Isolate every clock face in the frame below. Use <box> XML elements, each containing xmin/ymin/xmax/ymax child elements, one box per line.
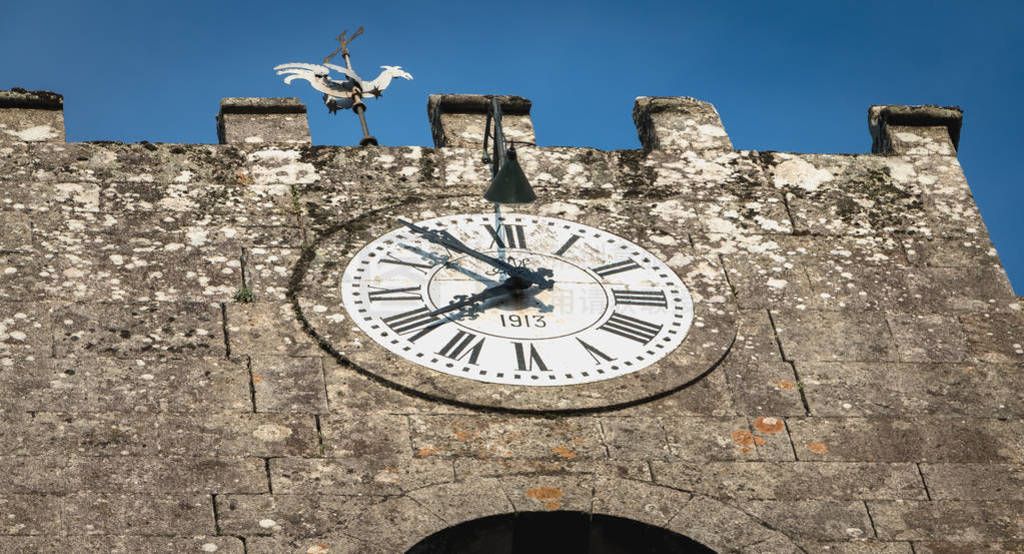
<box><xmin>340</xmin><ymin>213</ymin><xmax>694</xmax><ymax>386</ymax></box>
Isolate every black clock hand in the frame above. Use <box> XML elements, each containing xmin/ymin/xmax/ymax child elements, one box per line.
<box><xmin>397</xmin><ymin>219</ymin><xmax>554</xmax><ymax>290</ymax></box>
<box><xmin>428</xmin><ymin>281</ymin><xmax>516</xmax><ymax>317</ymax></box>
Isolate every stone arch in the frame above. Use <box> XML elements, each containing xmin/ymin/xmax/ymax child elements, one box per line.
<box><xmin>340</xmin><ymin>474</ymin><xmax>801</xmax><ymax>553</ymax></box>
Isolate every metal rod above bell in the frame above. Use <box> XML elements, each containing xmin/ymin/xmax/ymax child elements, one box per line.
<box><xmin>482</xmin><ymin>97</ymin><xmax>536</xmax><ymax>204</ymax></box>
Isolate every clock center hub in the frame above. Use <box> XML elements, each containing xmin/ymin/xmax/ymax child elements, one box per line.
<box><xmin>425</xmin><ymin>252</ymin><xmax>609</xmax><ymax>340</ymax></box>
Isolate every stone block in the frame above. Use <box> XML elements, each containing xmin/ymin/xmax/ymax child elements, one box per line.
<box><xmin>405</xmin><ymin>477</ymin><xmax>513</xmax><ymax>525</ymax></box>
<box><xmin>428</xmin><ymin>94</ymin><xmax>534</xmax><ymax>148</ymax></box>
<box><xmin>453</xmin><ymin>458</ymin><xmax>650</xmax><ymax>481</ymax></box>
<box><xmin>0</xmin><ymin>301</ymin><xmax>51</xmax><ymax>361</ymax></box>
<box><xmin>498</xmin><ymin>473</ymin><xmax>595</xmax><ymax>513</ymax></box>
<box><xmin>3</xmin><ymin>356</ymin><xmax>251</xmax><ymax>413</ymax></box>
<box><xmin>724</xmin><ymin>361</ymin><xmax>807</xmax><ymax>417</ymax></box>
<box><xmin>217</xmin><ymin>97</ymin><xmax>310</xmax><ymax>145</ymax></box>
<box><xmin>252</xmin><ymin>356</ymin><xmax>328</xmax><ymax>413</ymax></box>
<box><xmin>0</xmin><ymin>89</ymin><xmax>64</xmax><ymax>142</ymax></box>
<box><xmin>215</xmin><ymin>493</ymin><xmax>388</xmax><ymax>538</ymax></box>
<box><xmin>869</xmin><ymin>500</ymin><xmax>1024</xmax><ymax>540</ymax></box>
<box><xmin>154</xmin><ymin>413</ymin><xmax>318</xmax><ymax>457</ymax></box>
<box><xmin>772</xmin><ymin>309</ymin><xmax>897</xmax><ymax>362</ymax></box>
<box><xmin>53</xmin><ymin>302</ymin><xmax>225</xmax><ymax>359</ymax></box>
<box><xmin>633</xmin><ymin>96</ymin><xmax>732</xmax><ymax>151</ymax></box>
<box><xmin>408</xmin><ymin>415</ymin><xmax>606</xmax><ymax>460</ymax></box>
<box><xmin>66</xmin><ymin>456</ymin><xmax>268</xmax><ymax>494</ymax></box>
<box><xmin>796</xmin><ymin>543</ymin><xmax>913</xmax><ymax>554</ymax></box>
<box><xmin>321</xmin><ymin>413</ymin><xmax>411</xmax><ymax>460</ymax></box>
<box><xmin>0</xmin><ymin>494</ymin><xmax>61</xmax><ymax>534</ymax></box>
<box><xmin>270</xmin><ymin>457</ymin><xmax>453</xmax><ymax>495</ymax></box>
<box><xmin>0</xmin><ymin>457</ymin><xmax>66</xmax><ymax>493</ymax></box>
<box><xmin>225</xmin><ymin>302</ymin><xmax>318</xmax><ymax>357</ymax></box>
<box><xmin>912</xmin><ymin>541</ymin><xmax>1024</xmax><ymax>553</ymax></box>
<box><xmin>920</xmin><ymin>463</ymin><xmax>1024</xmax><ymax>501</ymax></box>
<box><xmin>659</xmin><ymin>416</ymin><xmax>791</xmax><ymax>461</ymax></box>
<box><xmin>787</xmin><ymin>417</ymin><xmax>1023</xmax><ymax>463</ymax></box>
<box><xmin>739</xmin><ymin>500</ymin><xmax>874</xmax><ymax>540</ymax></box>
<box><xmin>650</xmin><ymin>461</ymin><xmax>926</xmax><ymax>500</ymax></box>
<box><xmin>323</xmin><ymin>357</ymin><xmax>475</xmax><ymax>415</ymax></box>
<box><xmin>600</xmin><ymin>417</ymin><xmax>670</xmax><ymax>460</ymax></box>
<box><xmin>887</xmin><ymin>314</ymin><xmax>968</xmax><ymax>363</ymax></box>
<box><xmin>798</xmin><ymin>362</ymin><xmax>1024</xmax><ymax>418</ymax></box>
<box><xmin>960</xmin><ymin>312</ymin><xmax>1024</xmax><ymax>363</ymax></box>
<box><xmin>766</xmin><ymin>153</ymin><xmax>926</xmax><ymax>236</ymax></box>
<box><xmin>246</xmin><ymin>536</ymin><xmax>371</xmax><ymax>554</ymax></box>
<box><xmin>900</xmin><ymin>235</ymin><xmax>1001</xmax><ymax>268</ymax></box>
<box><xmin>60</xmin><ymin>493</ymin><xmax>214</xmax><ymax>535</ymax></box>
<box><xmin>122</xmin><ymin>536</ymin><xmax>246</xmax><ymax>554</ymax></box>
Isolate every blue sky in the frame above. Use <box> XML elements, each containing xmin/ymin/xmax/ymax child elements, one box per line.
<box><xmin>4</xmin><ymin>0</ymin><xmax>1021</xmax><ymax>293</ymax></box>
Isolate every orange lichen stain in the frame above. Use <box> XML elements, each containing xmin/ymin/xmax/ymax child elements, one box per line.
<box><xmin>551</xmin><ymin>446</ymin><xmax>578</xmax><ymax>459</ymax></box>
<box><xmin>570</xmin><ymin>437</ymin><xmax>585</xmax><ymax>444</ymax></box>
<box><xmin>384</xmin><ymin>465</ymin><xmax>398</xmax><ymax>473</ymax></box>
<box><xmin>453</xmin><ymin>427</ymin><xmax>474</xmax><ymax>441</ymax></box>
<box><xmin>732</xmin><ymin>430</ymin><xmax>766</xmax><ymax>448</ymax></box>
<box><xmin>417</xmin><ymin>446</ymin><xmax>440</xmax><ymax>458</ymax></box>
<box><xmin>235</xmin><ymin>172</ymin><xmax>252</xmax><ymax>185</ymax></box>
<box><xmin>252</xmin><ymin>374</ymin><xmax>263</xmax><ymax>384</ymax></box>
<box><xmin>806</xmin><ymin>442</ymin><xmax>829</xmax><ymax>454</ymax></box>
<box><xmin>526</xmin><ymin>486</ymin><xmax>563</xmax><ymax>504</ymax></box>
<box><xmin>544</xmin><ymin>501</ymin><xmax>561</xmax><ymax>510</ymax></box>
<box><xmin>306</xmin><ymin>543</ymin><xmax>330</xmax><ymax>554</ymax></box>
<box><xmin>775</xmin><ymin>380</ymin><xmax>796</xmax><ymax>390</ymax></box>
<box><xmin>753</xmin><ymin>417</ymin><xmax>785</xmax><ymax>435</ymax></box>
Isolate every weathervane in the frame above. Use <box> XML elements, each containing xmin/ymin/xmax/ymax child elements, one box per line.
<box><xmin>274</xmin><ymin>27</ymin><xmax>412</xmax><ymax>146</ymax></box>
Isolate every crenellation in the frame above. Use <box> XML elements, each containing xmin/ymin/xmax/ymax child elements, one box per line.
<box><xmin>633</xmin><ymin>96</ymin><xmax>733</xmax><ymax>152</ymax></box>
<box><xmin>217</xmin><ymin>97</ymin><xmax>311</xmax><ymax>145</ymax></box>
<box><xmin>0</xmin><ymin>89</ymin><xmax>65</xmax><ymax>143</ymax></box>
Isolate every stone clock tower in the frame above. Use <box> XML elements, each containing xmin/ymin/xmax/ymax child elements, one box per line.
<box><xmin>0</xmin><ymin>88</ymin><xmax>1021</xmax><ymax>552</ymax></box>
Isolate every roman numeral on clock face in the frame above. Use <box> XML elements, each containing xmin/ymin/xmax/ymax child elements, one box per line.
<box><xmin>553</xmin><ymin>234</ymin><xmax>580</xmax><ymax>256</ymax></box>
<box><xmin>367</xmin><ymin>286</ymin><xmax>422</xmax><ymax>302</ymax></box>
<box><xmin>611</xmin><ymin>289</ymin><xmax>668</xmax><ymax>308</ymax></box>
<box><xmin>436</xmin><ymin>330</ymin><xmax>485</xmax><ymax>364</ymax></box>
<box><xmin>599</xmin><ymin>312</ymin><xmax>662</xmax><ymax>344</ymax></box>
<box><xmin>382</xmin><ymin>307</ymin><xmax>443</xmax><ymax>342</ymax></box>
<box><xmin>514</xmin><ymin>342</ymin><xmax>549</xmax><ymax>372</ymax></box>
<box><xmin>380</xmin><ymin>254</ymin><xmax>435</xmax><ymax>274</ymax></box>
<box><xmin>483</xmin><ymin>224</ymin><xmax>527</xmax><ymax>249</ymax></box>
<box><xmin>577</xmin><ymin>338</ymin><xmax>614</xmax><ymax>363</ymax></box>
<box><xmin>592</xmin><ymin>259</ymin><xmax>641</xmax><ymax>278</ymax></box>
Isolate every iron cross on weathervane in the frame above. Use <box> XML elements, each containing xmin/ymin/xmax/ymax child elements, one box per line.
<box><xmin>274</xmin><ymin>27</ymin><xmax>413</xmax><ymax>146</ymax></box>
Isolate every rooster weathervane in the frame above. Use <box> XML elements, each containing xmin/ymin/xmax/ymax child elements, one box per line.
<box><xmin>275</xmin><ymin>27</ymin><xmax>412</xmax><ymax>146</ymax></box>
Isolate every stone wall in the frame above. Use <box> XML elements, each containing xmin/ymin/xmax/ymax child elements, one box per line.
<box><xmin>0</xmin><ymin>89</ymin><xmax>1021</xmax><ymax>553</ymax></box>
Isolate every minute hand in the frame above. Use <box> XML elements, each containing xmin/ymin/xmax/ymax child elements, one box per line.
<box><xmin>397</xmin><ymin>219</ymin><xmax>553</xmax><ymax>289</ymax></box>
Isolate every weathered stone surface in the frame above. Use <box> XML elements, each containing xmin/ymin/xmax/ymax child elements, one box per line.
<box><xmin>408</xmin><ymin>415</ymin><xmax>606</xmax><ymax>460</ymax></box>
<box><xmin>773</xmin><ymin>309</ymin><xmax>897</xmax><ymax>362</ymax></box>
<box><xmin>0</xmin><ymin>494</ymin><xmax>61</xmax><ymax>534</ymax></box>
<box><xmin>252</xmin><ymin>355</ymin><xmax>328</xmax><ymax>413</ymax></box>
<box><xmin>887</xmin><ymin>314</ymin><xmax>968</xmax><ymax>362</ymax></box>
<box><xmin>53</xmin><ymin>302</ymin><xmax>225</xmax><ymax>359</ymax></box>
<box><xmin>271</xmin><ymin>457</ymin><xmax>453</xmax><ymax>495</ymax></box>
<box><xmin>787</xmin><ymin>417</ymin><xmax>1023</xmax><ymax>463</ymax></box>
<box><xmin>1</xmin><ymin>356</ymin><xmax>251</xmax><ymax>413</ymax></box>
<box><xmin>920</xmin><ymin>464</ymin><xmax>1024</xmax><ymax>501</ymax></box>
<box><xmin>651</xmin><ymin>461</ymin><xmax>926</xmax><ymax>500</ymax></box>
<box><xmin>217</xmin><ymin>97</ymin><xmax>310</xmax><ymax>145</ymax></box>
<box><xmin>912</xmin><ymin>541</ymin><xmax>1024</xmax><ymax>553</ymax></box>
<box><xmin>739</xmin><ymin>500</ymin><xmax>874</xmax><ymax>540</ymax></box>
<box><xmin>0</xmin><ymin>88</ymin><xmax>64</xmax><ymax>143</ymax></box>
<box><xmin>61</xmin><ymin>493</ymin><xmax>214</xmax><ymax>535</ymax></box>
<box><xmin>869</xmin><ymin>500</ymin><xmax>1024</xmax><ymax>540</ymax></box>
<box><xmin>798</xmin><ymin>362</ymin><xmax>1024</xmax><ymax>417</ymax></box>
<box><xmin>0</xmin><ymin>94</ymin><xmax>1020</xmax><ymax>548</ymax></box>
<box><xmin>797</xmin><ymin>541</ymin><xmax>914</xmax><ymax>553</ymax></box>
<box><xmin>960</xmin><ymin>312</ymin><xmax>1024</xmax><ymax>363</ymax></box>
<box><xmin>66</xmin><ymin>456</ymin><xmax>268</xmax><ymax>493</ymax></box>
<box><xmin>428</xmin><ymin>94</ymin><xmax>534</xmax><ymax>148</ymax></box>
<box><xmin>633</xmin><ymin>96</ymin><xmax>732</xmax><ymax>151</ymax></box>
<box><xmin>225</xmin><ymin>302</ymin><xmax>318</xmax><ymax>357</ymax></box>
<box><xmin>321</xmin><ymin>413</ymin><xmax>411</xmax><ymax>459</ymax></box>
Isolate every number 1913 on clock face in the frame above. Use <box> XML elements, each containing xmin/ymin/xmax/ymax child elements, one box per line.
<box><xmin>340</xmin><ymin>213</ymin><xmax>695</xmax><ymax>386</ymax></box>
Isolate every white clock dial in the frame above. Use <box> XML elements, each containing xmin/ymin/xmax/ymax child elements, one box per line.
<box><xmin>340</xmin><ymin>213</ymin><xmax>694</xmax><ymax>386</ymax></box>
